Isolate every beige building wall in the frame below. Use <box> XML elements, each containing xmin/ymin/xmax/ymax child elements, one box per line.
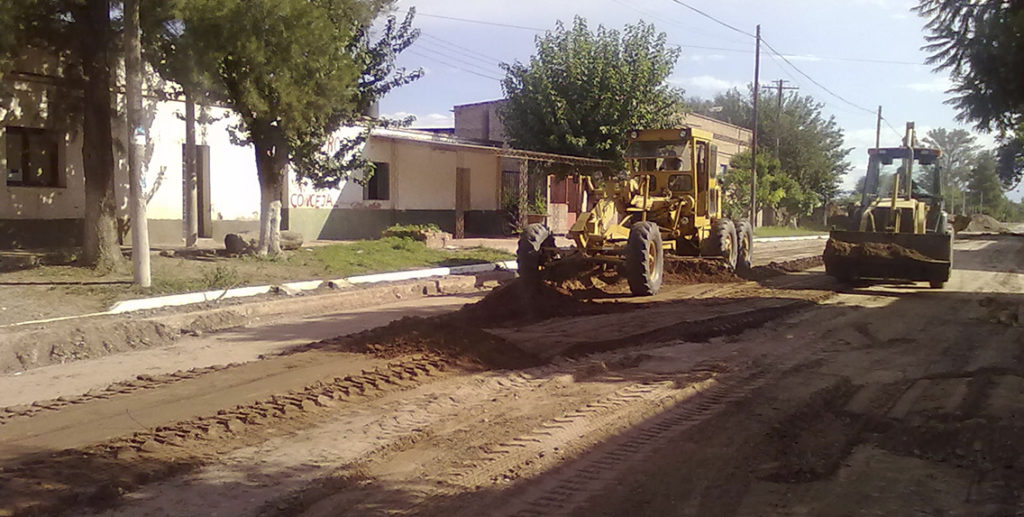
<box><xmin>679</xmin><ymin>112</ymin><xmax>752</xmax><ymax>168</ymax></box>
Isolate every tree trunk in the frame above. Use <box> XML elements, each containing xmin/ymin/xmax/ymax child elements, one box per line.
<box><xmin>183</xmin><ymin>90</ymin><xmax>198</xmax><ymax>247</ymax></box>
<box><xmin>80</xmin><ymin>0</ymin><xmax>122</xmax><ymax>271</ymax></box>
<box><xmin>253</xmin><ymin>122</ymin><xmax>287</xmax><ymax>255</ymax></box>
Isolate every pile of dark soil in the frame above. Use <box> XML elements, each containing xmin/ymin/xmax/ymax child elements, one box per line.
<box><xmin>452</xmin><ymin>278</ymin><xmax>626</xmax><ymax>325</ymax></box>
<box><xmin>824</xmin><ymin>239</ymin><xmax>939</xmax><ymax>263</ymax></box>
<box><xmin>316</xmin><ymin>316</ymin><xmax>540</xmax><ymax>370</ymax></box>
<box><xmin>664</xmin><ymin>258</ymin><xmax>739</xmax><ymax>284</ymax></box>
<box><xmin>740</xmin><ymin>256</ymin><xmax>824</xmax><ymax>281</ymax></box>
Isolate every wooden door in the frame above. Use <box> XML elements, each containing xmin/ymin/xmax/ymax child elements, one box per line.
<box><xmin>456</xmin><ymin>167</ymin><xmax>471</xmax><ymax>238</ymax></box>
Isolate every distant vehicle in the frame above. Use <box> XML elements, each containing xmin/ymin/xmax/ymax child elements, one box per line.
<box><xmin>824</xmin><ymin>122</ymin><xmax>953</xmax><ymax>288</ymax></box>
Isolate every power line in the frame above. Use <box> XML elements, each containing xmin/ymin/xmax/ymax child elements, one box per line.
<box><xmin>665</xmin><ymin>0</ymin><xmax>756</xmax><ymax>38</ymax></box>
<box><xmin>405</xmin><ymin>49</ymin><xmax>503</xmax><ymax>82</ymax></box>
<box><xmin>415</xmin><ymin>11</ymin><xmax>545</xmax><ymax>32</ymax></box>
<box><xmin>608</xmin><ymin>0</ymin><xmax>751</xmax><ymax>47</ymax></box>
<box><xmin>420</xmin><ymin>32</ymin><xmax>504</xmax><ymax>64</ymax></box>
<box><xmin>761</xmin><ymin>38</ymin><xmax>876</xmax><ymax>116</ymax></box>
<box><xmin>417</xmin><ymin>38</ymin><xmax>498</xmax><ymax>68</ymax></box>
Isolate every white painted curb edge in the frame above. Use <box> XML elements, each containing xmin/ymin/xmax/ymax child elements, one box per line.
<box><xmin>757</xmin><ymin>233</ymin><xmax>827</xmax><ymax>241</ymax></box>
<box><xmin>104</xmin><ymin>259</ymin><xmax>520</xmax><ymax>315</ymax></box>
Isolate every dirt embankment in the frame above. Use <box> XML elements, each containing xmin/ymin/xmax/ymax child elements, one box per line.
<box><xmin>304</xmin><ymin>256</ymin><xmax>826</xmax><ymax>371</ymax></box>
<box><xmin>955</xmin><ymin>213</ymin><xmax>1010</xmax><ymax>233</ymax></box>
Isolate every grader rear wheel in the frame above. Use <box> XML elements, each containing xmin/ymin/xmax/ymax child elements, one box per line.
<box><xmin>734</xmin><ymin>219</ymin><xmax>753</xmax><ymax>272</ymax></box>
<box><xmin>701</xmin><ymin>219</ymin><xmax>738</xmax><ymax>270</ymax></box>
<box><xmin>626</xmin><ymin>221</ymin><xmax>664</xmax><ymax>296</ymax></box>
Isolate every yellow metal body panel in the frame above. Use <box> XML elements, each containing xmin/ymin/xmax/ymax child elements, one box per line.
<box><xmin>568</xmin><ymin>127</ymin><xmax>723</xmax><ymax>257</ymax></box>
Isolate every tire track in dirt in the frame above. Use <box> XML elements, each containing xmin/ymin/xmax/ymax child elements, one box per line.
<box><xmin>0</xmin><ymin>354</ymin><xmax>451</xmax><ymax>517</ymax></box>
<box><xmin>0</xmin><ymin>363</ymin><xmax>245</xmax><ymax>425</ymax></box>
<box><xmin>3</xmin><ymin>255</ymin><xmax>839</xmax><ymax>516</ymax></box>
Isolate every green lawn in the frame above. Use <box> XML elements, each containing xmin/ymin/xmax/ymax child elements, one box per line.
<box><xmin>0</xmin><ymin>237</ymin><xmax>513</xmax><ymax>324</ymax></box>
<box><xmin>753</xmin><ymin>226</ymin><xmax>828</xmax><ymax>238</ymax></box>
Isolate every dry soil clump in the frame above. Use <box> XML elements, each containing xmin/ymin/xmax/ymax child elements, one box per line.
<box><xmin>961</xmin><ymin>213</ymin><xmax>1009</xmax><ymax>233</ymax></box>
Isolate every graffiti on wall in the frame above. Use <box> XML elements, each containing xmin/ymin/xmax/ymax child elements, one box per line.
<box><xmin>290</xmin><ymin>188</ymin><xmax>343</xmax><ymax>209</ymax></box>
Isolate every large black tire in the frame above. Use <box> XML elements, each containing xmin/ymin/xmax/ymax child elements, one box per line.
<box><xmin>625</xmin><ymin>221</ymin><xmax>664</xmax><ymax>296</ymax></box>
<box><xmin>700</xmin><ymin>219</ymin><xmax>738</xmax><ymax>270</ymax></box>
<box><xmin>734</xmin><ymin>219</ymin><xmax>753</xmax><ymax>273</ymax></box>
<box><xmin>517</xmin><ymin>223</ymin><xmax>552</xmax><ymax>283</ymax></box>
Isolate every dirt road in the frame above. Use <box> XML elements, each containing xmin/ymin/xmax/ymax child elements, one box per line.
<box><xmin>8</xmin><ymin>236</ymin><xmax>1023</xmax><ymax>516</ymax></box>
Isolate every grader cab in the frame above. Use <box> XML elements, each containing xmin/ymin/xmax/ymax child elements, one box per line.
<box><xmin>517</xmin><ymin>127</ymin><xmax>753</xmax><ymax>296</ymax></box>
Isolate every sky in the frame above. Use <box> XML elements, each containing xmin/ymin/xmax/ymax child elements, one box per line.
<box><xmin>380</xmin><ymin>0</ymin><xmax>1022</xmax><ymax>201</ymax></box>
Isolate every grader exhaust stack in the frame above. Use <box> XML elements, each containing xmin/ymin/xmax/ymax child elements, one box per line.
<box><xmin>824</xmin><ymin>122</ymin><xmax>953</xmax><ymax>288</ymax></box>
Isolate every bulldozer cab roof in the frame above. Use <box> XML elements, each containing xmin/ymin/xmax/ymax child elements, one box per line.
<box><xmin>868</xmin><ymin>147</ymin><xmax>941</xmax><ymax>165</ymax></box>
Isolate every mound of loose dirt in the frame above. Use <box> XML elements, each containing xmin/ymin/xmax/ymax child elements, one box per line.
<box><xmin>824</xmin><ymin>239</ymin><xmax>939</xmax><ymax>263</ymax></box>
<box><xmin>453</xmin><ymin>278</ymin><xmax>625</xmax><ymax>325</ymax></box>
<box><xmin>664</xmin><ymin>258</ymin><xmax>739</xmax><ymax>284</ymax></box>
<box><xmin>740</xmin><ymin>256</ymin><xmax>825</xmax><ymax>281</ymax></box>
<box><xmin>316</xmin><ymin>316</ymin><xmax>540</xmax><ymax>370</ymax></box>
<box><xmin>962</xmin><ymin>213</ymin><xmax>1009</xmax><ymax>233</ymax></box>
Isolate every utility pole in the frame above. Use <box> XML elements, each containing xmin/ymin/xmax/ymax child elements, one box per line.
<box><xmin>874</xmin><ymin>106</ymin><xmax>882</xmax><ymax>150</ymax></box>
<box><xmin>765</xmin><ymin>79</ymin><xmax>798</xmax><ymax>158</ymax></box>
<box><xmin>751</xmin><ymin>24</ymin><xmax>760</xmax><ymax>228</ymax></box>
<box><xmin>125</xmin><ymin>0</ymin><xmax>150</xmax><ymax>286</ymax></box>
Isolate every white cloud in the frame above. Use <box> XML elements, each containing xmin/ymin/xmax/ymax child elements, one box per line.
<box><xmin>383</xmin><ymin>111</ymin><xmax>454</xmax><ymax>128</ymax></box>
<box><xmin>906</xmin><ymin>77</ymin><xmax>952</xmax><ymax>93</ymax></box>
<box><xmin>680</xmin><ymin>53</ymin><xmax>727</xmax><ymax>63</ymax></box>
<box><xmin>670</xmin><ymin>75</ymin><xmax>743</xmax><ymax>93</ymax></box>
<box><xmin>779</xmin><ymin>54</ymin><xmax>822</xmax><ymax>63</ymax></box>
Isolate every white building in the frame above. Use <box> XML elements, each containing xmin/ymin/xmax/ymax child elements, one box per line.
<box><xmin>1</xmin><ymin>70</ymin><xmax>508</xmax><ymax>249</ymax></box>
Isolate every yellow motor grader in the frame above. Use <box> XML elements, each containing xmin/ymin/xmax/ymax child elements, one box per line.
<box><xmin>824</xmin><ymin>122</ymin><xmax>953</xmax><ymax>288</ymax></box>
<box><xmin>517</xmin><ymin>127</ymin><xmax>752</xmax><ymax>296</ymax></box>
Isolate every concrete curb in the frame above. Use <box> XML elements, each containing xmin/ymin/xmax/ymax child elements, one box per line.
<box><xmin>0</xmin><ymin>274</ymin><xmax>498</xmax><ymax>373</ymax></box>
<box><xmin>13</xmin><ymin>259</ymin><xmax>519</xmax><ymax>323</ymax></box>
<box><xmin>753</xmin><ymin>234</ymin><xmax>828</xmax><ymax>243</ymax></box>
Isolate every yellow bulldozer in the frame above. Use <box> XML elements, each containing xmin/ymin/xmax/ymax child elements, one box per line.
<box><xmin>824</xmin><ymin>122</ymin><xmax>953</xmax><ymax>288</ymax></box>
<box><xmin>517</xmin><ymin>127</ymin><xmax>752</xmax><ymax>296</ymax></box>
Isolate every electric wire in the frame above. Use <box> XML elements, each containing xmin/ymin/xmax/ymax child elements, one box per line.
<box><xmin>405</xmin><ymin>49</ymin><xmax>503</xmax><ymax>82</ymax></box>
<box><xmin>417</xmin><ymin>37</ymin><xmax>499</xmax><ymax>68</ymax></box>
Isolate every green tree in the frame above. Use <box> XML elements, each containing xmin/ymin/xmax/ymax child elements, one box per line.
<box><xmin>690</xmin><ymin>88</ymin><xmax>851</xmax><ymax>212</ymax></box>
<box><xmin>921</xmin><ymin>127</ymin><xmax>981</xmax><ymax>214</ymax></box>
<box><xmin>916</xmin><ymin>1</ymin><xmax>1024</xmax><ymax>133</ymax></box>
<box><xmin>916</xmin><ymin>1</ymin><xmax>1024</xmax><ymax>188</ymax></box>
<box><xmin>722</xmin><ymin>150</ymin><xmax>815</xmax><ymax>226</ymax></box>
<box><xmin>157</xmin><ymin>0</ymin><xmax>420</xmax><ymax>254</ymax></box>
<box><xmin>499</xmin><ymin>17</ymin><xmax>683</xmax><ymax>169</ymax></box>
<box><xmin>966</xmin><ymin>150</ymin><xmax>1008</xmax><ymax>217</ymax></box>
<box><xmin>1</xmin><ymin>0</ymin><xmax>126</xmax><ymax>270</ymax></box>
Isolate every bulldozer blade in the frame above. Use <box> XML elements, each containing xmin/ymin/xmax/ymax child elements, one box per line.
<box><xmin>824</xmin><ymin>230</ymin><xmax>952</xmax><ymax>283</ymax></box>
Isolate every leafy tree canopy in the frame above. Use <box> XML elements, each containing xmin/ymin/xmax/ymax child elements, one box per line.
<box><xmin>917</xmin><ymin>1</ymin><xmax>1024</xmax><ymax>188</ymax></box>
<box><xmin>722</xmin><ymin>150</ymin><xmax>816</xmax><ymax>225</ymax></box>
<box><xmin>499</xmin><ymin>17</ymin><xmax>683</xmax><ymax>170</ymax></box>
<box><xmin>689</xmin><ymin>87</ymin><xmax>851</xmax><ymax>205</ymax></box>
<box><xmin>916</xmin><ymin>0</ymin><xmax>1024</xmax><ymax>133</ymax></box>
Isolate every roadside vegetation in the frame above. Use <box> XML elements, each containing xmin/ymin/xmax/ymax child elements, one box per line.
<box><xmin>753</xmin><ymin>226</ymin><xmax>827</xmax><ymax>238</ymax></box>
<box><xmin>0</xmin><ymin>238</ymin><xmax>512</xmax><ymax>324</ymax></box>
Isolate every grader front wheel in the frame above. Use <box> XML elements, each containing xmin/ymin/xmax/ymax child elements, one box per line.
<box><xmin>626</xmin><ymin>221</ymin><xmax>664</xmax><ymax>296</ymax></box>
